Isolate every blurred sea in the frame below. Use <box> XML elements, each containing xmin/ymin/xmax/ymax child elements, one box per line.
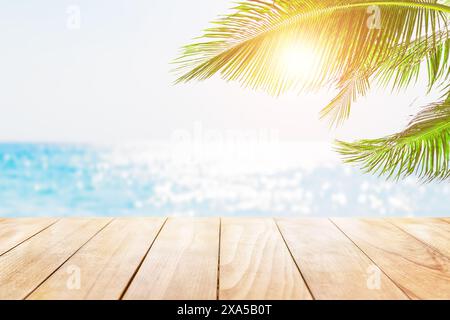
<box><xmin>0</xmin><ymin>142</ymin><xmax>448</xmax><ymax>217</ymax></box>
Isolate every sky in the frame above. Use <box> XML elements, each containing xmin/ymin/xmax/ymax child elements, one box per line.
<box><xmin>0</xmin><ymin>0</ymin><xmax>442</xmax><ymax>143</ymax></box>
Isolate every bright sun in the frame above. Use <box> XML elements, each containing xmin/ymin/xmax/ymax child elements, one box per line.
<box><xmin>279</xmin><ymin>43</ymin><xmax>320</xmax><ymax>82</ymax></box>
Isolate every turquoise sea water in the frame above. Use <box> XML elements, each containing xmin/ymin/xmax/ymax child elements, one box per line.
<box><xmin>0</xmin><ymin>143</ymin><xmax>448</xmax><ymax>217</ymax></box>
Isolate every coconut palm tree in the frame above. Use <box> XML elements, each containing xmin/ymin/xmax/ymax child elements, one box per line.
<box><xmin>174</xmin><ymin>0</ymin><xmax>450</xmax><ymax>182</ymax></box>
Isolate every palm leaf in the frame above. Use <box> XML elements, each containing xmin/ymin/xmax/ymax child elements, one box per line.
<box><xmin>375</xmin><ymin>29</ymin><xmax>450</xmax><ymax>91</ymax></box>
<box><xmin>336</xmin><ymin>96</ymin><xmax>450</xmax><ymax>181</ymax></box>
<box><xmin>322</xmin><ymin>29</ymin><xmax>450</xmax><ymax>126</ymax></box>
<box><xmin>174</xmin><ymin>0</ymin><xmax>450</xmax><ymax>96</ymax></box>
<box><xmin>175</xmin><ymin>0</ymin><xmax>450</xmax><ymax>181</ymax></box>
<box><xmin>319</xmin><ymin>67</ymin><xmax>372</xmax><ymax>127</ymax></box>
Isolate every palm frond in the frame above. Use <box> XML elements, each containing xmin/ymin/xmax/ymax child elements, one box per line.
<box><xmin>319</xmin><ymin>67</ymin><xmax>372</xmax><ymax>127</ymax></box>
<box><xmin>175</xmin><ymin>0</ymin><xmax>450</xmax><ymax>181</ymax></box>
<box><xmin>336</xmin><ymin>96</ymin><xmax>450</xmax><ymax>181</ymax></box>
<box><xmin>174</xmin><ymin>0</ymin><xmax>450</xmax><ymax>96</ymax></box>
<box><xmin>375</xmin><ymin>29</ymin><xmax>450</xmax><ymax>91</ymax></box>
<box><xmin>321</xmin><ymin>28</ymin><xmax>450</xmax><ymax>126</ymax></box>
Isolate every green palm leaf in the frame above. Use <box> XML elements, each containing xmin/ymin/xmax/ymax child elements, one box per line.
<box><xmin>175</xmin><ymin>0</ymin><xmax>449</xmax><ymax>96</ymax></box>
<box><xmin>336</xmin><ymin>96</ymin><xmax>450</xmax><ymax>181</ymax></box>
<box><xmin>319</xmin><ymin>67</ymin><xmax>372</xmax><ymax>127</ymax></box>
<box><xmin>322</xmin><ymin>30</ymin><xmax>450</xmax><ymax>126</ymax></box>
<box><xmin>375</xmin><ymin>29</ymin><xmax>450</xmax><ymax>91</ymax></box>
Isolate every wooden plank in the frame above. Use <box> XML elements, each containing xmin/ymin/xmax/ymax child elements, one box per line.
<box><xmin>220</xmin><ymin>218</ymin><xmax>312</xmax><ymax>300</ymax></box>
<box><xmin>332</xmin><ymin>218</ymin><xmax>450</xmax><ymax>299</ymax></box>
<box><xmin>27</xmin><ymin>218</ymin><xmax>166</xmax><ymax>300</ymax></box>
<box><xmin>389</xmin><ymin>218</ymin><xmax>450</xmax><ymax>259</ymax></box>
<box><xmin>0</xmin><ymin>218</ymin><xmax>111</xmax><ymax>300</ymax></box>
<box><xmin>277</xmin><ymin>218</ymin><xmax>407</xmax><ymax>299</ymax></box>
<box><xmin>0</xmin><ymin>218</ymin><xmax>58</xmax><ymax>256</ymax></box>
<box><xmin>123</xmin><ymin>217</ymin><xmax>220</xmax><ymax>300</ymax></box>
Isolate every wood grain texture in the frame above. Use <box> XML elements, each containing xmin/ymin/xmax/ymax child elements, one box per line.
<box><xmin>1</xmin><ymin>217</ymin><xmax>450</xmax><ymax>300</ymax></box>
<box><xmin>0</xmin><ymin>218</ymin><xmax>58</xmax><ymax>256</ymax></box>
<box><xmin>0</xmin><ymin>218</ymin><xmax>111</xmax><ymax>300</ymax></box>
<box><xmin>332</xmin><ymin>218</ymin><xmax>450</xmax><ymax>299</ymax></box>
<box><xmin>28</xmin><ymin>218</ymin><xmax>165</xmax><ymax>300</ymax></box>
<box><xmin>277</xmin><ymin>218</ymin><xmax>407</xmax><ymax>300</ymax></box>
<box><xmin>123</xmin><ymin>217</ymin><xmax>220</xmax><ymax>300</ymax></box>
<box><xmin>389</xmin><ymin>218</ymin><xmax>450</xmax><ymax>259</ymax></box>
<box><xmin>220</xmin><ymin>218</ymin><xmax>312</xmax><ymax>300</ymax></box>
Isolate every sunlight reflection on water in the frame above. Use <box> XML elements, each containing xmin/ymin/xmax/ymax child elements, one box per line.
<box><xmin>0</xmin><ymin>142</ymin><xmax>448</xmax><ymax>217</ymax></box>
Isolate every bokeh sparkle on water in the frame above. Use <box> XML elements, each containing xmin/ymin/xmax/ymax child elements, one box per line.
<box><xmin>0</xmin><ymin>142</ymin><xmax>448</xmax><ymax>217</ymax></box>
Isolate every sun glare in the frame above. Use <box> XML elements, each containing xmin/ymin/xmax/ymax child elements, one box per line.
<box><xmin>279</xmin><ymin>43</ymin><xmax>320</xmax><ymax>82</ymax></box>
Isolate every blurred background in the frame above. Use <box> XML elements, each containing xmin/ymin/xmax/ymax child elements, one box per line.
<box><xmin>0</xmin><ymin>0</ymin><xmax>448</xmax><ymax>217</ymax></box>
